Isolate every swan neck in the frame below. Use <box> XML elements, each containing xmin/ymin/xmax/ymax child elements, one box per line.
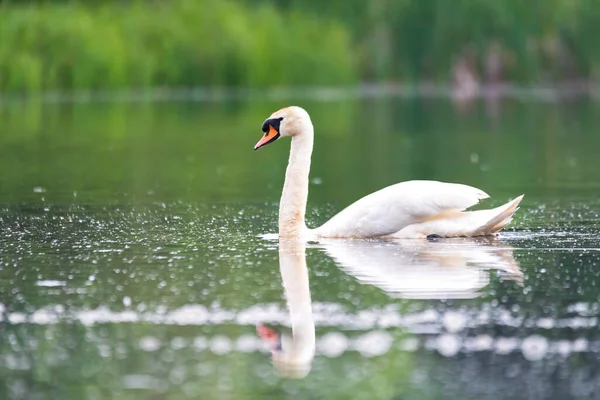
<box><xmin>279</xmin><ymin>126</ymin><xmax>314</xmax><ymax>238</ymax></box>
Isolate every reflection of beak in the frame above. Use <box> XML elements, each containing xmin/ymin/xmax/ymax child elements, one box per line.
<box><xmin>254</xmin><ymin>125</ymin><xmax>280</xmax><ymax>150</ymax></box>
<box><xmin>256</xmin><ymin>324</ymin><xmax>282</xmax><ymax>351</ymax></box>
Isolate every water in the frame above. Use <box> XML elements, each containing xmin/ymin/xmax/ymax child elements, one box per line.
<box><xmin>1</xmin><ymin>96</ymin><xmax>600</xmax><ymax>399</ymax></box>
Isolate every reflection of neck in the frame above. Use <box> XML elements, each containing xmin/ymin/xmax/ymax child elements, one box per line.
<box><xmin>279</xmin><ymin>240</ymin><xmax>315</xmax><ymax>364</ymax></box>
<box><xmin>279</xmin><ymin>127</ymin><xmax>314</xmax><ymax>238</ymax></box>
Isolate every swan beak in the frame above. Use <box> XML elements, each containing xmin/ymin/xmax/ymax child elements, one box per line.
<box><xmin>254</xmin><ymin>125</ymin><xmax>280</xmax><ymax>150</ymax></box>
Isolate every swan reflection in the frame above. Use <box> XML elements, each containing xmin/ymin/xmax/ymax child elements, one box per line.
<box><xmin>257</xmin><ymin>239</ymin><xmax>315</xmax><ymax>378</ymax></box>
<box><xmin>258</xmin><ymin>237</ymin><xmax>522</xmax><ymax>378</ymax></box>
<box><xmin>316</xmin><ymin>237</ymin><xmax>522</xmax><ymax>299</ymax></box>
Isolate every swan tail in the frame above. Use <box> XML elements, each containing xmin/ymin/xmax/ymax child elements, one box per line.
<box><xmin>470</xmin><ymin>194</ymin><xmax>524</xmax><ymax>236</ymax></box>
<box><xmin>389</xmin><ymin>195</ymin><xmax>524</xmax><ymax>239</ymax></box>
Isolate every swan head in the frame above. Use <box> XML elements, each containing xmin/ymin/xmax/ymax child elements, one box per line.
<box><xmin>254</xmin><ymin>106</ymin><xmax>312</xmax><ymax>150</ymax></box>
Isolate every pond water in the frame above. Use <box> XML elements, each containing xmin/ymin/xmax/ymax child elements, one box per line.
<box><xmin>1</xmin><ymin>95</ymin><xmax>600</xmax><ymax>399</ymax></box>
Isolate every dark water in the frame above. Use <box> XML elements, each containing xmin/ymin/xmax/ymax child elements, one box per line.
<box><xmin>1</xmin><ymin>96</ymin><xmax>600</xmax><ymax>400</ymax></box>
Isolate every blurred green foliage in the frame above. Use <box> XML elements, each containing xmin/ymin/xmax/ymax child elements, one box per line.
<box><xmin>0</xmin><ymin>0</ymin><xmax>355</xmax><ymax>93</ymax></box>
<box><xmin>251</xmin><ymin>0</ymin><xmax>600</xmax><ymax>82</ymax></box>
<box><xmin>2</xmin><ymin>0</ymin><xmax>600</xmax><ymax>93</ymax></box>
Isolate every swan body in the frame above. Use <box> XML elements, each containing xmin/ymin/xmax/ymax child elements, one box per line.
<box><xmin>254</xmin><ymin>106</ymin><xmax>523</xmax><ymax>239</ymax></box>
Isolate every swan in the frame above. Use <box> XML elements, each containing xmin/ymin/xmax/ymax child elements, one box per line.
<box><xmin>254</xmin><ymin>106</ymin><xmax>524</xmax><ymax>239</ymax></box>
<box><xmin>256</xmin><ymin>239</ymin><xmax>315</xmax><ymax>378</ymax></box>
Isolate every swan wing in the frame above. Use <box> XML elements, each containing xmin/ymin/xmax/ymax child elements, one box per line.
<box><xmin>311</xmin><ymin>180</ymin><xmax>489</xmax><ymax>238</ymax></box>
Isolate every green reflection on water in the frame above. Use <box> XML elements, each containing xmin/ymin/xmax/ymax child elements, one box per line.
<box><xmin>1</xmin><ymin>97</ymin><xmax>600</xmax><ymax>399</ymax></box>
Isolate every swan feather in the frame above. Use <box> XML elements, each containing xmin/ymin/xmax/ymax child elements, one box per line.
<box><xmin>311</xmin><ymin>180</ymin><xmax>490</xmax><ymax>238</ymax></box>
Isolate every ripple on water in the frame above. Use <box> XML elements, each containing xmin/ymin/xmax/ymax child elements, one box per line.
<box><xmin>1</xmin><ymin>199</ymin><xmax>600</xmax><ymax>398</ymax></box>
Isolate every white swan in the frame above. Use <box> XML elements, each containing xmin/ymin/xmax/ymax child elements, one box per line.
<box><xmin>254</xmin><ymin>106</ymin><xmax>524</xmax><ymax>239</ymax></box>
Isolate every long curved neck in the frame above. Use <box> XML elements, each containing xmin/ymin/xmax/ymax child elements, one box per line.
<box><xmin>279</xmin><ymin>126</ymin><xmax>314</xmax><ymax>238</ymax></box>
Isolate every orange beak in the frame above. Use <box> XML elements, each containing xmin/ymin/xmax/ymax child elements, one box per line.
<box><xmin>254</xmin><ymin>125</ymin><xmax>280</xmax><ymax>150</ymax></box>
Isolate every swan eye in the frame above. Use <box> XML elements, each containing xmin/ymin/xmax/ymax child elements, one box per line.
<box><xmin>262</xmin><ymin>117</ymin><xmax>284</xmax><ymax>133</ymax></box>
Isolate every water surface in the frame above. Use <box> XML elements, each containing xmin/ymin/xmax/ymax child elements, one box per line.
<box><xmin>1</xmin><ymin>96</ymin><xmax>600</xmax><ymax>399</ymax></box>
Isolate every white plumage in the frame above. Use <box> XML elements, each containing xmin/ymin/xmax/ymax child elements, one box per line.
<box><xmin>255</xmin><ymin>106</ymin><xmax>523</xmax><ymax>239</ymax></box>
